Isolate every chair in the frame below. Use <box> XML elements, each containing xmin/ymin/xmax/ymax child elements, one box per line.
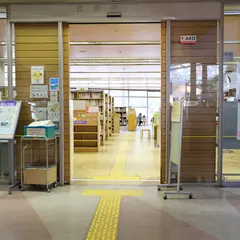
<box><xmin>140</xmin><ymin>128</ymin><xmax>151</xmax><ymax>139</ymax></box>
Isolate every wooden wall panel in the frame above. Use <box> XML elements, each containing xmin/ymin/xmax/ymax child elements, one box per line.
<box><xmin>63</xmin><ymin>24</ymin><xmax>70</xmax><ymax>184</ymax></box>
<box><xmin>171</xmin><ymin>21</ymin><xmax>217</xmax><ymax>183</ymax></box>
<box><xmin>161</xmin><ymin>22</ymin><xmax>166</xmax><ymax>183</ymax></box>
<box><xmin>15</xmin><ymin>23</ymin><xmax>70</xmax><ymax>183</ymax></box>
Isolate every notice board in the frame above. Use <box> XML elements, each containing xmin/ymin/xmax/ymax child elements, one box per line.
<box><xmin>0</xmin><ymin>100</ymin><xmax>22</xmax><ymax>139</ymax></box>
<box><xmin>170</xmin><ymin>101</ymin><xmax>183</xmax><ymax>171</ymax></box>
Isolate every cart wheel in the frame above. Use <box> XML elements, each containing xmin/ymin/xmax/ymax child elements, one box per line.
<box><xmin>53</xmin><ymin>183</ymin><xmax>58</xmax><ymax>188</ymax></box>
<box><xmin>189</xmin><ymin>194</ymin><xmax>193</xmax><ymax>199</ymax></box>
<box><xmin>8</xmin><ymin>190</ymin><xmax>12</xmax><ymax>195</ymax></box>
<box><xmin>163</xmin><ymin>195</ymin><xmax>167</xmax><ymax>200</ymax></box>
<box><xmin>180</xmin><ymin>187</ymin><xmax>183</xmax><ymax>190</ymax></box>
<box><xmin>157</xmin><ymin>187</ymin><xmax>161</xmax><ymax>191</ymax></box>
<box><xmin>47</xmin><ymin>189</ymin><xmax>51</xmax><ymax>193</ymax></box>
<box><xmin>20</xmin><ymin>188</ymin><xmax>25</xmax><ymax>192</ymax></box>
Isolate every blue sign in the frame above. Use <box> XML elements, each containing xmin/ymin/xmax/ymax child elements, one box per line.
<box><xmin>49</xmin><ymin>78</ymin><xmax>59</xmax><ymax>91</ymax></box>
<box><xmin>0</xmin><ymin>100</ymin><xmax>17</xmax><ymax>106</ymax></box>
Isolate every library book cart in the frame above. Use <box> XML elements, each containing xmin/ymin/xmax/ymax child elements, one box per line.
<box><xmin>20</xmin><ymin>126</ymin><xmax>58</xmax><ymax>193</ymax></box>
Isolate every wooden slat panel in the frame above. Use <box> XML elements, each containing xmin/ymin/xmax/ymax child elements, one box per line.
<box><xmin>16</xmin><ymin>43</ymin><xmax>59</xmax><ymax>51</ymax></box>
<box><xmin>161</xmin><ymin>22</ymin><xmax>166</xmax><ymax>183</ymax></box>
<box><xmin>171</xmin><ymin>21</ymin><xmax>217</xmax><ymax>28</ymax></box>
<box><xmin>16</xmin><ymin>50</ymin><xmax>59</xmax><ymax>58</ymax></box>
<box><xmin>171</xmin><ymin>21</ymin><xmax>217</xmax><ymax>183</ymax></box>
<box><xmin>15</xmin><ymin>23</ymin><xmax>70</xmax><ymax>183</ymax></box>
<box><xmin>171</xmin><ymin>42</ymin><xmax>217</xmax><ymax>50</ymax></box>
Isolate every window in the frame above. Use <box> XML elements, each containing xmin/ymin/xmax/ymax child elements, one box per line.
<box><xmin>114</xmin><ymin>97</ymin><xmax>128</xmax><ymax>107</ymax></box>
<box><xmin>110</xmin><ymin>90</ymin><xmax>128</xmax><ymax>97</ymax></box>
<box><xmin>129</xmin><ymin>91</ymin><xmax>147</xmax><ymax>97</ymax></box>
<box><xmin>129</xmin><ymin>97</ymin><xmax>147</xmax><ymax>108</ymax></box>
<box><xmin>148</xmin><ymin>91</ymin><xmax>160</xmax><ymax>97</ymax></box>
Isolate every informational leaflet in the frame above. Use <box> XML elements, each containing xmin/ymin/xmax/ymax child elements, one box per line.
<box><xmin>48</xmin><ymin>102</ymin><xmax>60</xmax><ymax>133</ymax></box>
<box><xmin>31</xmin><ymin>66</ymin><xmax>44</xmax><ymax>84</ymax></box>
<box><xmin>171</xmin><ymin>101</ymin><xmax>181</xmax><ymax>122</ymax></box>
<box><xmin>48</xmin><ymin>101</ymin><xmax>60</xmax><ymax>121</ymax></box>
<box><xmin>32</xmin><ymin>107</ymin><xmax>47</xmax><ymax>121</ymax></box>
<box><xmin>30</xmin><ymin>85</ymin><xmax>48</xmax><ymax>98</ymax></box>
<box><xmin>0</xmin><ymin>100</ymin><xmax>22</xmax><ymax>139</ymax></box>
<box><xmin>49</xmin><ymin>78</ymin><xmax>59</xmax><ymax>91</ymax></box>
<box><xmin>50</xmin><ymin>92</ymin><xmax>58</xmax><ymax>102</ymax></box>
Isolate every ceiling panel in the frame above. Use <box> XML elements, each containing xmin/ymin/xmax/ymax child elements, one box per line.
<box><xmin>70</xmin><ymin>45</ymin><xmax>160</xmax><ymax>59</ymax></box>
<box><xmin>70</xmin><ymin>23</ymin><xmax>160</xmax><ymax>42</ymax></box>
<box><xmin>224</xmin><ymin>16</ymin><xmax>240</xmax><ymax>41</ymax></box>
<box><xmin>0</xmin><ymin>19</ymin><xmax>6</xmax><ymax>42</ymax></box>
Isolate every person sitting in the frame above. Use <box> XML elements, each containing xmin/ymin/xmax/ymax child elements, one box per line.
<box><xmin>142</xmin><ymin>115</ymin><xmax>147</xmax><ymax>126</ymax></box>
<box><xmin>138</xmin><ymin>113</ymin><xmax>143</xmax><ymax>126</ymax></box>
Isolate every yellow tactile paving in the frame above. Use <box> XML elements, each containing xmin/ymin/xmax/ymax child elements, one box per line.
<box><xmin>93</xmin><ymin>141</ymin><xmax>141</xmax><ymax>181</ymax></box>
<box><xmin>83</xmin><ymin>189</ymin><xmax>143</xmax><ymax>240</ymax></box>
<box><xmin>82</xmin><ymin>189</ymin><xmax>143</xmax><ymax>197</ymax></box>
<box><xmin>85</xmin><ymin>196</ymin><xmax>121</xmax><ymax>240</ymax></box>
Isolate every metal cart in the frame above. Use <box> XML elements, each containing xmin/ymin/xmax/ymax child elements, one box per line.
<box><xmin>20</xmin><ymin>136</ymin><xmax>57</xmax><ymax>193</ymax></box>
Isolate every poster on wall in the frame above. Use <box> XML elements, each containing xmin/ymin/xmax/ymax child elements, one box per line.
<box><xmin>49</xmin><ymin>78</ymin><xmax>59</xmax><ymax>91</ymax></box>
<box><xmin>172</xmin><ymin>101</ymin><xmax>181</xmax><ymax>122</ymax></box>
<box><xmin>0</xmin><ymin>100</ymin><xmax>22</xmax><ymax>139</ymax></box>
<box><xmin>32</xmin><ymin>107</ymin><xmax>47</xmax><ymax>121</ymax></box>
<box><xmin>48</xmin><ymin>101</ymin><xmax>60</xmax><ymax>121</ymax></box>
<box><xmin>30</xmin><ymin>85</ymin><xmax>48</xmax><ymax>98</ymax></box>
<box><xmin>31</xmin><ymin>66</ymin><xmax>44</xmax><ymax>84</ymax></box>
<box><xmin>50</xmin><ymin>92</ymin><xmax>58</xmax><ymax>102</ymax></box>
<box><xmin>48</xmin><ymin>102</ymin><xmax>60</xmax><ymax>133</ymax></box>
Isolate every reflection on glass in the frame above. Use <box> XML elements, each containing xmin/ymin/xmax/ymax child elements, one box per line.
<box><xmin>170</xmin><ymin>63</ymin><xmax>217</xmax><ymax>183</ymax></box>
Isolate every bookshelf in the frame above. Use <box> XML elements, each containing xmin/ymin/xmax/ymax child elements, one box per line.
<box><xmin>71</xmin><ymin>90</ymin><xmax>105</xmax><ymax>145</ymax></box>
<box><xmin>108</xmin><ymin>96</ymin><xmax>112</xmax><ymax>137</ymax></box>
<box><xmin>74</xmin><ymin>124</ymin><xmax>100</xmax><ymax>152</ymax></box>
<box><xmin>105</xmin><ymin>93</ymin><xmax>109</xmax><ymax>139</ymax></box>
<box><xmin>112</xmin><ymin>97</ymin><xmax>115</xmax><ymax>133</ymax></box>
<box><xmin>115</xmin><ymin>107</ymin><xmax>127</xmax><ymax>126</ymax></box>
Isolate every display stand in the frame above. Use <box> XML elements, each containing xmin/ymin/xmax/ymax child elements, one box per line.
<box><xmin>157</xmin><ymin>102</ymin><xmax>182</xmax><ymax>191</ymax></box>
<box><xmin>20</xmin><ymin>136</ymin><xmax>58</xmax><ymax>193</ymax></box>
<box><xmin>128</xmin><ymin>108</ymin><xmax>136</xmax><ymax>131</ymax></box>
<box><xmin>163</xmin><ymin>101</ymin><xmax>192</xmax><ymax>200</ymax></box>
<box><xmin>0</xmin><ymin>100</ymin><xmax>22</xmax><ymax>194</ymax></box>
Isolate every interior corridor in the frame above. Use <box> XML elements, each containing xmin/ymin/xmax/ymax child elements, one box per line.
<box><xmin>73</xmin><ymin>129</ymin><xmax>160</xmax><ymax>183</ymax></box>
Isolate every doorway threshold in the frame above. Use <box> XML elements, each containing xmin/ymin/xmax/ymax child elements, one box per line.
<box><xmin>71</xmin><ymin>179</ymin><xmax>160</xmax><ymax>186</ymax></box>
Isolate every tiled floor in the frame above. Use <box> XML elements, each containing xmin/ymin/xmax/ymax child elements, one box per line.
<box><xmin>1</xmin><ymin>186</ymin><xmax>240</xmax><ymax>240</ymax></box>
<box><xmin>1</xmin><ymin>129</ymin><xmax>240</xmax><ymax>239</ymax></box>
<box><xmin>73</xmin><ymin>129</ymin><xmax>160</xmax><ymax>182</ymax></box>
